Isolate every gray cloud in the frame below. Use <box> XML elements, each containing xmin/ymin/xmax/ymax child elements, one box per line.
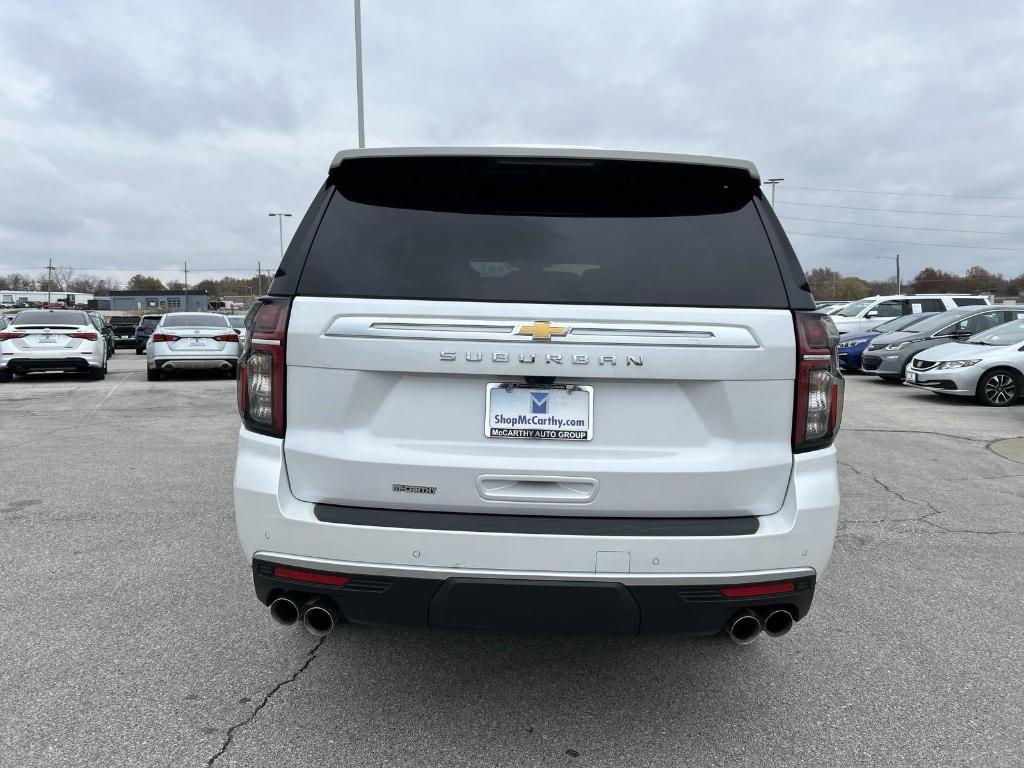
<box><xmin>1</xmin><ymin>0</ymin><xmax>1023</xmax><ymax>285</ymax></box>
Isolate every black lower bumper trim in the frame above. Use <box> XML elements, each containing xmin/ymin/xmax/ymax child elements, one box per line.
<box><xmin>253</xmin><ymin>560</ymin><xmax>814</xmax><ymax>635</ymax></box>
<box><xmin>7</xmin><ymin>357</ymin><xmax>91</xmax><ymax>372</ymax></box>
<box><xmin>313</xmin><ymin>503</ymin><xmax>758</xmax><ymax>536</ymax></box>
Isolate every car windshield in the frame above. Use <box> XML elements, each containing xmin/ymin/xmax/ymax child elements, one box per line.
<box><xmin>228</xmin><ymin>316</ymin><xmax>246</xmax><ymax>329</ymax></box>
<box><xmin>836</xmin><ymin>298</ymin><xmax>874</xmax><ymax>317</ymax></box>
<box><xmin>161</xmin><ymin>314</ymin><xmax>229</xmax><ymax>328</ymax></box>
<box><xmin>901</xmin><ymin>310</ymin><xmax>973</xmax><ymax>336</ymax></box>
<box><xmin>967</xmin><ymin>319</ymin><xmax>1024</xmax><ymax>346</ymax></box>
<box><xmin>871</xmin><ymin>313</ymin><xmax>935</xmax><ymax>333</ymax></box>
<box><xmin>12</xmin><ymin>309</ymin><xmax>88</xmax><ymax>325</ymax></box>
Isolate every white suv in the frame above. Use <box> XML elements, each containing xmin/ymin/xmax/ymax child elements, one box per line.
<box><xmin>233</xmin><ymin>147</ymin><xmax>844</xmax><ymax>642</ymax></box>
<box><xmin>830</xmin><ymin>294</ymin><xmax>991</xmax><ymax>335</ymax></box>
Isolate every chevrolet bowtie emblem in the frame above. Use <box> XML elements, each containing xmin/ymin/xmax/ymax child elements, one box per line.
<box><xmin>517</xmin><ymin>321</ymin><xmax>569</xmax><ymax>341</ymax></box>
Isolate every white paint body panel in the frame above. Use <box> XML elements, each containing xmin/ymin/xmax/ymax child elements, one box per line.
<box><xmin>283</xmin><ymin>298</ymin><xmax>798</xmax><ymax>517</ymax></box>
<box><xmin>234</xmin><ymin>429</ymin><xmax>839</xmax><ymax>581</ymax></box>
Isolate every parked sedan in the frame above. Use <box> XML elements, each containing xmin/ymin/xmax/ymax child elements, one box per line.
<box><xmin>906</xmin><ymin>318</ymin><xmax>1024</xmax><ymax>406</ymax></box>
<box><xmin>0</xmin><ymin>308</ymin><xmax>107</xmax><ymax>381</ymax></box>
<box><xmin>836</xmin><ymin>312</ymin><xmax>937</xmax><ymax>371</ymax></box>
<box><xmin>89</xmin><ymin>313</ymin><xmax>116</xmax><ymax>357</ymax></box>
<box><xmin>860</xmin><ymin>306</ymin><xmax>1024</xmax><ymax>382</ymax></box>
<box><xmin>146</xmin><ymin>312</ymin><xmax>241</xmax><ymax>381</ymax></box>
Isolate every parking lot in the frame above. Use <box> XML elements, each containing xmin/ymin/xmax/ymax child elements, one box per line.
<box><xmin>2</xmin><ymin>354</ymin><xmax>1022</xmax><ymax>768</ymax></box>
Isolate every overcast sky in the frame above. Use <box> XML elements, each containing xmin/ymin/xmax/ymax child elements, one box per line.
<box><xmin>2</xmin><ymin>0</ymin><xmax>1023</xmax><ymax>286</ymax></box>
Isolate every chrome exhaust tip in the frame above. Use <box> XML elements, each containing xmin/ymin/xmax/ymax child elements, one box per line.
<box><xmin>727</xmin><ymin>610</ymin><xmax>762</xmax><ymax>645</ymax></box>
<box><xmin>219</xmin><ymin>361</ymin><xmax>230</xmax><ymax>370</ymax></box>
<box><xmin>269</xmin><ymin>593</ymin><xmax>301</xmax><ymax>627</ymax></box>
<box><xmin>763</xmin><ymin>608</ymin><xmax>795</xmax><ymax>638</ymax></box>
<box><xmin>302</xmin><ymin>599</ymin><xmax>341</xmax><ymax>637</ymax></box>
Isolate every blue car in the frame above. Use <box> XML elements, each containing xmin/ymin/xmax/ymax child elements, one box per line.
<box><xmin>837</xmin><ymin>312</ymin><xmax>937</xmax><ymax>371</ymax></box>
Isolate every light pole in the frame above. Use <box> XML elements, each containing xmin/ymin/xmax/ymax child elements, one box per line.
<box><xmin>267</xmin><ymin>212</ymin><xmax>292</xmax><ymax>296</ymax></box>
<box><xmin>354</xmin><ymin>0</ymin><xmax>365</xmax><ymax>148</ymax></box>
<box><xmin>765</xmin><ymin>178</ymin><xmax>784</xmax><ymax>206</ymax></box>
<box><xmin>875</xmin><ymin>253</ymin><xmax>902</xmax><ymax>293</ymax></box>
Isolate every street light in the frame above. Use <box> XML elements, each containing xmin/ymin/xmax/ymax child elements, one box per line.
<box><xmin>764</xmin><ymin>178</ymin><xmax>785</xmax><ymax>206</ymax></box>
<box><xmin>354</xmin><ymin>0</ymin><xmax>365</xmax><ymax>148</ymax></box>
<box><xmin>875</xmin><ymin>253</ymin><xmax>902</xmax><ymax>293</ymax></box>
<box><xmin>265</xmin><ymin>212</ymin><xmax>292</xmax><ymax>295</ymax></box>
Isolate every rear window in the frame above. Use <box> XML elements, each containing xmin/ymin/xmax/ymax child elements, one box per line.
<box><xmin>110</xmin><ymin>316</ymin><xmax>138</xmax><ymax>323</ymax></box>
<box><xmin>162</xmin><ymin>314</ymin><xmax>229</xmax><ymax>328</ymax></box>
<box><xmin>297</xmin><ymin>157</ymin><xmax>788</xmax><ymax>308</ymax></box>
<box><xmin>13</xmin><ymin>310</ymin><xmax>88</xmax><ymax>325</ymax></box>
<box><xmin>228</xmin><ymin>316</ymin><xmax>246</xmax><ymax>329</ymax></box>
<box><xmin>953</xmin><ymin>297</ymin><xmax>988</xmax><ymax>306</ymax></box>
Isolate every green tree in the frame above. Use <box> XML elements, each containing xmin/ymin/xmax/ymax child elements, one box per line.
<box><xmin>911</xmin><ymin>267</ymin><xmax>959</xmax><ymax>294</ymax></box>
<box><xmin>834</xmin><ymin>277</ymin><xmax>871</xmax><ymax>300</ymax></box>
<box><xmin>805</xmin><ymin>267</ymin><xmax>843</xmax><ymax>299</ymax></box>
<box><xmin>126</xmin><ymin>274</ymin><xmax>166</xmax><ymax>291</ymax></box>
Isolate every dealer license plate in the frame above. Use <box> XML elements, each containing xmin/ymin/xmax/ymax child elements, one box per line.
<box><xmin>485</xmin><ymin>383</ymin><xmax>593</xmax><ymax>440</ymax></box>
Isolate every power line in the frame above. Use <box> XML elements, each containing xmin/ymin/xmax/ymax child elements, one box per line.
<box><xmin>785</xmin><ymin>185</ymin><xmax>1024</xmax><ymax>202</ymax></box>
<box><xmin>780</xmin><ymin>215</ymin><xmax>1024</xmax><ymax>236</ymax></box>
<box><xmin>778</xmin><ymin>200</ymin><xmax>1024</xmax><ymax>219</ymax></box>
<box><xmin>787</xmin><ymin>231</ymin><xmax>1024</xmax><ymax>251</ymax></box>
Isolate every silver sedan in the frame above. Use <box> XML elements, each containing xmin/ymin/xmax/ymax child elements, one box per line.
<box><xmin>146</xmin><ymin>312</ymin><xmax>241</xmax><ymax>381</ymax></box>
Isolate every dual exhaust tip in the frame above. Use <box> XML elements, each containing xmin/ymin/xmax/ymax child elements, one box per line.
<box><xmin>727</xmin><ymin>608</ymin><xmax>795</xmax><ymax>645</ymax></box>
<box><xmin>269</xmin><ymin>593</ymin><xmax>342</xmax><ymax>637</ymax></box>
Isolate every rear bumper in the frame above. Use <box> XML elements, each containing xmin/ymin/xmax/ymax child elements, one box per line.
<box><xmin>234</xmin><ymin>429</ymin><xmax>839</xmax><ymax>632</ymax></box>
<box><xmin>150</xmin><ymin>357</ymin><xmax>238</xmax><ymax>370</ymax></box>
<box><xmin>1</xmin><ymin>355</ymin><xmax>100</xmax><ymax>372</ymax></box>
<box><xmin>252</xmin><ymin>558</ymin><xmax>816</xmax><ymax>634</ymax></box>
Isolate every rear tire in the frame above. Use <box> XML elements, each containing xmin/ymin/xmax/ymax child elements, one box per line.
<box><xmin>136</xmin><ymin>347</ymin><xmax>144</xmax><ymax>355</ymax></box>
<box><xmin>0</xmin><ymin>369</ymin><xmax>11</xmax><ymax>383</ymax></box>
<box><xmin>227</xmin><ymin>364</ymin><xmax>238</xmax><ymax>380</ymax></box>
<box><xmin>90</xmin><ymin>366</ymin><xmax>106</xmax><ymax>380</ymax></box>
<box><xmin>147</xmin><ymin>367</ymin><xmax>160</xmax><ymax>381</ymax></box>
<box><xmin>975</xmin><ymin>369</ymin><xmax>1021</xmax><ymax>406</ymax></box>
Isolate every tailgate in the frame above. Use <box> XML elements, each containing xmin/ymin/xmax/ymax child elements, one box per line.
<box><xmin>283</xmin><ymin>298</ymin><xmax>795</xmax><ymax>517</ymax></box>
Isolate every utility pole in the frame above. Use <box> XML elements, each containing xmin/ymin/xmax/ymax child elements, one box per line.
<box><xmin>184</xmin><ymin>261</ymin><xmax>189</xmax><ymax>311</ymax></box>
<box><xmin>354</xmin><ymin>0</ymin><xmax>365</xmax><ymax>148</ymax></box>
<box><xmin>46</xmin><ymin>258</ymin><xmax>54</xmax><ymax>304</ymax></box>
<box><xmin>875</xmin><ymin>254</ymin><xmax>902</xmax><ymax>293</ymax></box>
<box><xmin>765</xmin><ymin>178</ymin><xmax>784</xmax><ymax>206</ymax></box>
<box><xmin>257</xmin><ymin>261</ymin><xmax>262</xmax><ymax>297</ymax></box>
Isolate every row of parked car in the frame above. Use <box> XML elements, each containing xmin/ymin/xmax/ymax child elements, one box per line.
<box><xmin>822</xmin><ymin>296</ymin><xmax>1024</xmax><ymax>406</ymax></box>
<box><xmin>0</xmin><ymin>308</ymin><xmax>249</xmax><ymax>382</ymax></box>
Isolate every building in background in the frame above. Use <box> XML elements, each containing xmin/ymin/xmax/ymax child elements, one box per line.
<box><xmin>106</xmin><ymin>289</ymin><xmax>209</xmax><ymax>312</ymax></box>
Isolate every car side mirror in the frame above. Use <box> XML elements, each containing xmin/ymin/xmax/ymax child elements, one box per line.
<box><xmin>864</xmin><ymin>310</ymin><xmax>878</xmax><ymax>319</ymax></box>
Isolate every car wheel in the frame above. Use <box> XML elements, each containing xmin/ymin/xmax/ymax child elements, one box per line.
<box><xmin>90</xmin><ymin>365</ymin><xmax>106</xmax><ymax>380</ymax></box>
<box><xmin>0</xmin><ymin>369</ymin><xmax>11</xmax><ymax>383</ymax></box>
<box><xmin>975</xmin><ymin>369</ymin><xmax>1021</xmax><ymax>407</ymax></box>
<box><xmin>110</xmin><ymin>345</ymin><xmax>115</xmax><ymax>356</ymax></box>
<box><xmin>136</xmin><ymin>347</ymin><xmax>144</xmax><ymax>355</ymax></box>
<box><xmin>227</xmin><ymin>364</ymin><xmax>238</xmax><ymax>380</ymax></box>
<box><xmin>147</xmin><ymin>367</ymin><xmax>160</xmax><ymax>381</ymax></box>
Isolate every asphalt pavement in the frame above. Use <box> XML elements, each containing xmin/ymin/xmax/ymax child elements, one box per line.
<box><xmin>1</xmin><ymin>355</ymin><xmax>1022</xmax><ymax>768</ymax></box>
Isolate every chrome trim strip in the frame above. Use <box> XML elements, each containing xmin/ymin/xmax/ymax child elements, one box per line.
<box><xmin>254</xmin><ymin>551</ymin><xmax>815</xmax><ymax>586</ymax></box>
<box><xmin>252</xmin><ymin>339</ymin><xmax>281</xmax><ymax>346</ymax></box>
<box><xmin>802</xmin><ymin>354</ymin><xmax>832</xmax><ymax>361</ymax></box>
<box><xmin>324</xmin><ymin>316</ymin><xmax>761</xmax><ymax>348</ymax></box>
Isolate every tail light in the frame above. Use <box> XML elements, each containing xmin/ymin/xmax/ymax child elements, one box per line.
<box><xmin>793</xmin><ymin>311</ymin><xmax>844</xmax><ymax>453</ymax></box>
<box><xmin>151</xmin><ymin>333</ymin><xmax>179</xmax><ymax>343</ymax></box>
<box><xmin>0</xmin><ymin>332</ymin><xmax>26</xmax><ymax>340</ymax></box>
<box><xmin>237</xmin><ymin>297</ymin><xmax>291</xmax><ymax>437</ymax></box>
<box><xmin>214</xmin><ymin>333</ymin><xmax>240</xmax><ymax>342</ymax></box>
<box><xmin>68</xmin><ymin>332</ymin><xmax>98</xmax><ymax>341</ymax></box>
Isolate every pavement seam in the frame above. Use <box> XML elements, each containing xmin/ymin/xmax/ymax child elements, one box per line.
<box><xmin>843</xmin><ymin>427</ymin><xmax>987</xmax><ymax>443</ymax></box>
<box><xmin>206</xmin><ymin>637</ymin><xmax>326</xmax><ymax>767</ymax></box>
<box><xmin>838</xmin><ymin>461</ymin><xmax>1023</xmax><ymax>536</ymax></box>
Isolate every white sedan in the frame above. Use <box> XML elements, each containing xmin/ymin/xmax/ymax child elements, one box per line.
<box><xmin>0</xmin><ymin>308</ymin><xmax>108</xmax><ymax>381</ymax></box>
<box><xmin>146</xmin><ymin>312</ymin><xmax>242</xmax><ymax>381</ymax></box>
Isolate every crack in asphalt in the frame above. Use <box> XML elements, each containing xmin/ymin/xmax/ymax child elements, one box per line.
<box><xmin>206</xmin><ymin>637</ymin><xmax>326</xmax><ymax>767</ymax></box>
<box><xmin>837</xmin><ymin>461</ymin><xmax>1023</xmax><ymax>536</ymax></box>
<box><xmin>843</xmin><ymin>427</ymin><xmax>989</xmax><ymax>443</ymax></box>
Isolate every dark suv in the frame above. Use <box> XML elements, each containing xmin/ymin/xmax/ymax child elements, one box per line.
<box><xmin>135</xmin><ymin>314</ymin><xmax>162</xmax><ymax>354</ymax></box>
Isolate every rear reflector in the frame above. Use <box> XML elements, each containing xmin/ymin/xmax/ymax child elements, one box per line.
<box><xmin>272</xmin><ymin>565</ymin><xmax>351</xmax><ymax>586</ymax></box>
<box><xmin>720</xmin><ymin>581</ymin><xmax>795</xmax><ymax>598</ymax></box>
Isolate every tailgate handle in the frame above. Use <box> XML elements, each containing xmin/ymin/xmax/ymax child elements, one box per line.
<box><xmin>477</xmin><ymin>475</ymin><xmax>599</xmax><ymax>503</ymax></box>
